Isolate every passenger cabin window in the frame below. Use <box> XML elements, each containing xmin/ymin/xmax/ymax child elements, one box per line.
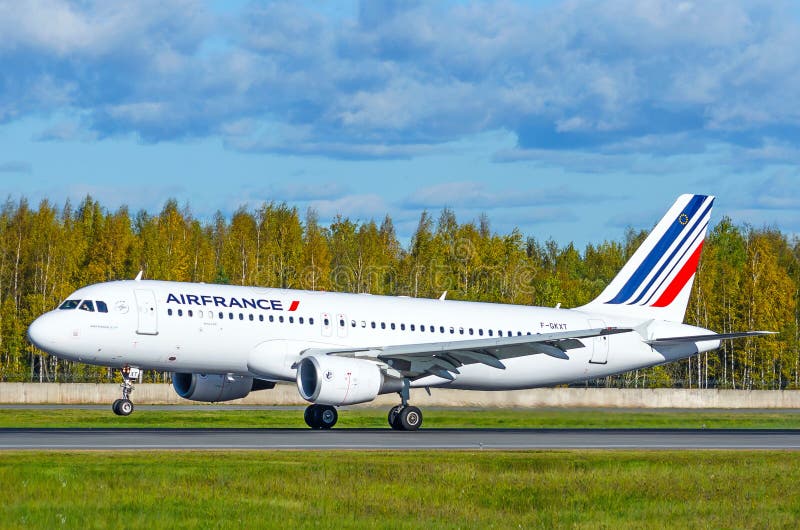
<box><xmin>59</xmin><ymin>299</ymin><xmax>81</xmax><ymax>310</ymax></box>
<box><xmin>96</xmin><ymin>301</ymin><xmax>108</xmax><ymax>313</ymax></box>
<box><xmin>79</xmin><ymin>300</ymin><xmax>95</xmax><ymax>312</ymax></box>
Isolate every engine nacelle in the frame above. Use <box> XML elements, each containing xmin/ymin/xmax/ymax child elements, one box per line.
<box><xmin>172</xmin><ymin>373</ymin><xmax>254</xmax><ymax>402</ymax></box>
<box><xmin>296</xmin><ymin>355</ymin><xmax>382</xmax><ymax>406</ymax></box>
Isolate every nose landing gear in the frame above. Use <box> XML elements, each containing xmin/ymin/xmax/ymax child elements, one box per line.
<box><xmin>112</xmin><ymin>366</ymin><xmax>139</xmax><ymax>417</ymax></box>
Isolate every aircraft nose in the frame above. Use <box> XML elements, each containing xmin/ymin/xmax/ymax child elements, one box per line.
<box><xmin>27</xmin><ymin>314</ymin><xmax>56</xmax><ymax>351</ymax></box>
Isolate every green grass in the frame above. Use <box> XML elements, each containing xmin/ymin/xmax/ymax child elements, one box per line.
<box><xmin>1</xmin><ymin>451</ymin><xmax>799</xmax><ymax>528</ymax></box>
<box><xmin>1</xmin><ymin>407</ymin><xmax>800</xmax><ymax>429</ymax></box>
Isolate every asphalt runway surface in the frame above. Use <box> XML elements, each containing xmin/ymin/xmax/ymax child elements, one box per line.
<box><xmin>2</xmin><ymin>428</ymin><xmax>800</xmax><ymax>450</ymax></box>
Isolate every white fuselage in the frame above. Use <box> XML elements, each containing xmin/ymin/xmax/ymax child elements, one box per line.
<box><xmin>28</xmin><ymin>279</ymin><xmax>717</xmax><ymax>392</ymax></box>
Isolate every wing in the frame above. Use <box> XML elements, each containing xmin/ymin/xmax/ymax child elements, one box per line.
<box><xmin>301</xmin><ymin>327</ymin><xmax>631</xmax><ymax>381</ymax></box>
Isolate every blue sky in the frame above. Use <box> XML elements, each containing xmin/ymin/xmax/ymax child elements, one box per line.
<box><xmin>1</xmin><ymin>0</ymin><xmax>798</xmax><ymax>247</ymax></box>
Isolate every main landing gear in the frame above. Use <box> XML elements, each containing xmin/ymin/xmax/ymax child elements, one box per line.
<box><xmin>388</xmin><ymin>379</ymin><xmax>423</xmax><ymax>431</ymax></box>
<box><xmin>112</xmin><ymin>365</ymin><xmax>139</xmax><ymax>417</ymax></box>
<box><xmin>302</xmin><ymin>380</ymin><xmax>424</xmax><ymax>431</ymax></box>
<box><xmin>304</xmin><ymin>404</ymin><xmax>338</xmax><ymax>429</ymax></box>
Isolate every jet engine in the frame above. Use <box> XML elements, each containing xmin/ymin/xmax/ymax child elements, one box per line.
<box><xmin>296</xmin><ymin>355</ymin><xmax>382</xmax><ymax>406</ymax></box>
<box><xmin>172</xmin><ymin>373</ymin><xmax>266</xmax><ymax>402</ymax></box>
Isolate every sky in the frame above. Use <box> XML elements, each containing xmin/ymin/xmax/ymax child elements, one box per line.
<box><xmin>1</xmin><ymin>0</ymin><xmax>799</xmax><ymax>247</ymax></box>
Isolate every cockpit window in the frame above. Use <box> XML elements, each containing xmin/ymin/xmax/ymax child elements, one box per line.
<box><xmin>96</xmin><ymin>301</ymin><xmax>108</xmax><ymax>313</ymax></box>
<box><xmin>59</xmin><ymin>300</ymin><xmax>80</xmax><ymax>310</ymax></box>
<box><xmin>79</xmin><ymin>300</ymin><xmax>95</xmax><ymax>312</ymax></box>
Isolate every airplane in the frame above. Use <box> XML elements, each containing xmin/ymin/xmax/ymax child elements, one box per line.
<box><xmin>27</xmin><ymin>194</ymin><xmax>772</xmax><ymax>430</ymax></box>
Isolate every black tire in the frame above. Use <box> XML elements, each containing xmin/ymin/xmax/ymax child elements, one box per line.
<box><xmin>388</xmin><ymin>405</ymin><xmax>403</xmax><ymax>430</ymax></box>
<box><xmin>112</xmin><ymin>399</ymin><xmax>122</xmax><ymax>416</ymax></box>
<box><xmin>318</xmin><ymin>406</ymin><xmax>338</xmax><ymax>429</ymax></box>
<box><xmin>304</xmin><ymin>405</ymin><xmax>319</xmax><ymax>429</ymax></box>
<box><xmin>118</xmin><ymin>399</ymin><xmax>134</xmax><ymax>416</ymax></box>
<box><xmin>399</xmin><ymin>406</ymin><xmax>422</xmax><ymax>431</ymax></box>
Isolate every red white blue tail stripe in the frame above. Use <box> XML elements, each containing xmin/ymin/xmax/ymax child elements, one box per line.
<box><xmin>580</xmin><ymin>194</ymin><xmax>714</xmax><ymax>323</ymax></box>
<box><xmin>607</xmin><ymin>194</ymin><xmax>713</xmax><ymax>306</ymax></box>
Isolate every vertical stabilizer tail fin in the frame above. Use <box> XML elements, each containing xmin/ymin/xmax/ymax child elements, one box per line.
<box><xmin>579</xmin><ymin>194</ymin><xmax>715</xmax><ymax>323</ymax></box>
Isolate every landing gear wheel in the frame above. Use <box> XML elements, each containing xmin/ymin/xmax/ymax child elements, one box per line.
<box><xmin>398</xmin><ymin>406</ymin><xmax>422</xmax><ymax>431</ymax></box>
<box><xmin>304</xmin><ymin>404</ymin><xmax>338</xmax><ymax>429</ymax></box>
<box><xmin>388</xmin><ymin>405</ymin><xmax>403</xmax><ymax>430</ymax></box>
<box><xmin>318</xmin><ymin>406</ymin><xmax>338</xmax><ymax>429</ymax></box>
<box><xmin>117</xmin><ymin>399</ymin><xmax>134</xmax><ymax>416</ymax></box>
<box><xmin>304</xmin><ymin>405</ymin><xmax>317</xmax><ymax>428</ymax></box>
<box><xmin>111</xmin><ymin>365</ymin><xmax>138</xmax><ymax>416</ymax></box>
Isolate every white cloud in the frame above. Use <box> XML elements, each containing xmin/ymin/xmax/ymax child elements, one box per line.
<box><xmin>1</xmin><ymin>0</ymin><xmax>800</xmax><ymax>165</ymax></box>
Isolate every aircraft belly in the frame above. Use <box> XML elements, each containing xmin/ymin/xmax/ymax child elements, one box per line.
<box><xmin>441</xmin><ymin>337</ymin><xmax>663</xmax><ymax>390</ymax></box>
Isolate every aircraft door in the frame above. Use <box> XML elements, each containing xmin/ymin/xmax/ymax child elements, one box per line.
<box><xmin>337</xmin><ymin>313</ymin><xmax>348</xmax><ymax>338</ymax></box>
<box><xmin>320</xmin><ymin>312</ymin><xmax>332</xmax><ymax>337</ymax></box>
<box><xmin>134</xmin><ymin>289</ymin><xmax>159</xmax><ymax>335</ymax></box>
<box><xmin>588</xmin><ymin>318</ymin><xmax>608</xmax><ymax>364</ymax></box>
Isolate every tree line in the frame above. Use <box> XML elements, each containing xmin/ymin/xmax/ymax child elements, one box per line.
<box><xmin>0</xmin><ymin>196</ymin><xmax>797</xmax><ymax>389</ymax></box>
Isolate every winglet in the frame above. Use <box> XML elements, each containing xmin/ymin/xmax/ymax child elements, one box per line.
<box><xmin>439</xmin><ymin>291</ymin><xmax>447</xmax><ymax>301</ymax></box>
<box><xmin>134</xmin><ymin>270</ymin><xmax>143</xmax><ymax>281</ymax></box>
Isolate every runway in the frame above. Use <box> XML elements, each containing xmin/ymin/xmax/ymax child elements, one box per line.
<box><xmin>2</xmin><ymin>428</ymin><xmax>800</xmax><ymax>450</ymax></box>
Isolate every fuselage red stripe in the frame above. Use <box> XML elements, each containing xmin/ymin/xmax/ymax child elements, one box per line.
<box><xmin>651</xmin><ymin>241</ymin><xmax>704</xmax><ymax>308</ymax></box>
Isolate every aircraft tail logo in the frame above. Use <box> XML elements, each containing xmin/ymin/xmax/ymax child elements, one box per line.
<box><xmin>579</xmin><ymin>194</ymin><xmax>714</xmax><ymax>323</ymax></box>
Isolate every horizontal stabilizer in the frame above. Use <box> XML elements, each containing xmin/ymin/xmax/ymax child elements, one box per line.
<box><xmin>646</xmin><ymin>331</ymin><xmax>776</xmax><ymax>346</ymax></box>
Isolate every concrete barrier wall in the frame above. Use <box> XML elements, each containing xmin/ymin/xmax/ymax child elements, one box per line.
<box><xmin>2</xmin><ymin>383</ymin><xmax>800</xmax><ymax>408</ymax></box>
